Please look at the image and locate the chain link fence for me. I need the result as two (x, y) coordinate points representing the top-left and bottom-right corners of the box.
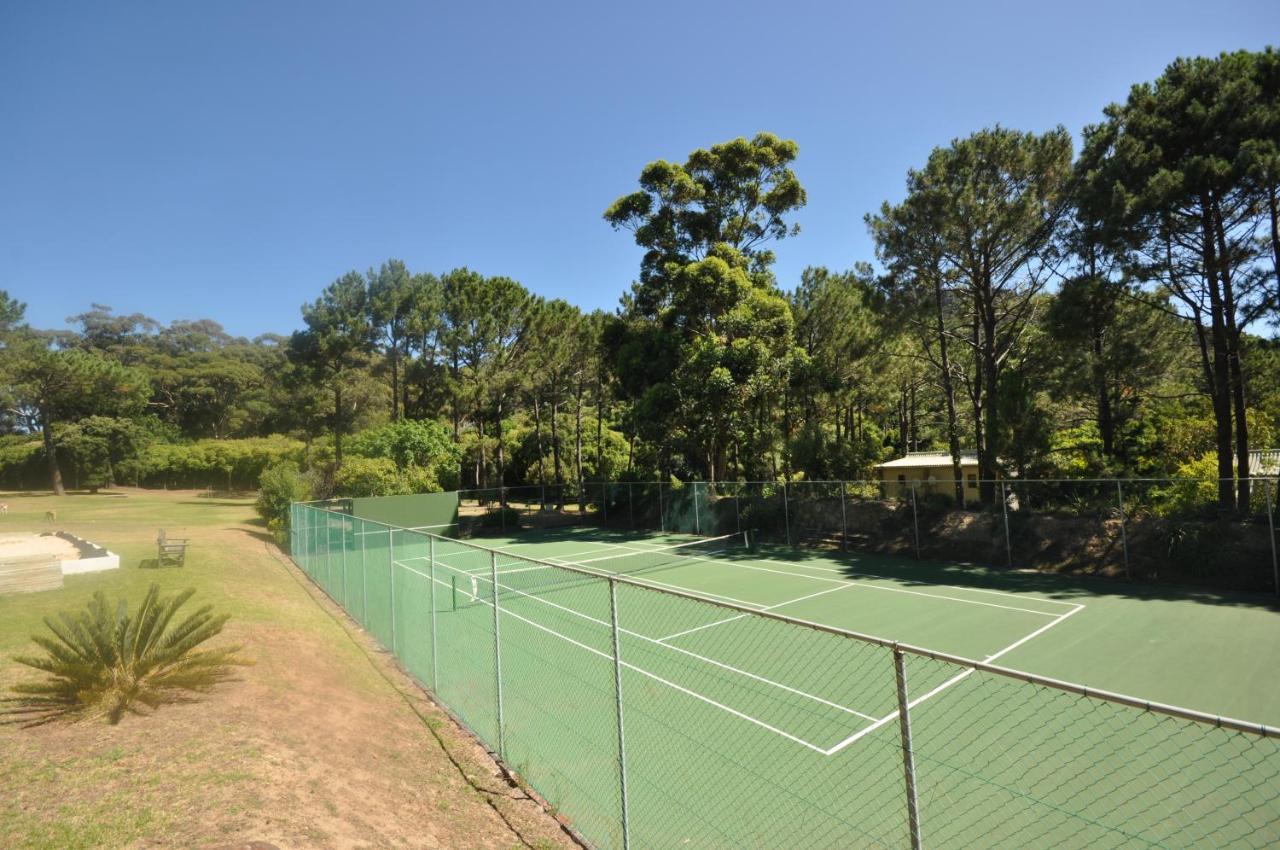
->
(458, 477), (1279, 594)
(290, 500), (1280, 849)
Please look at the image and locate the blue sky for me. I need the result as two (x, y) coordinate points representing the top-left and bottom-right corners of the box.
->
(2, 1), (1277, 338)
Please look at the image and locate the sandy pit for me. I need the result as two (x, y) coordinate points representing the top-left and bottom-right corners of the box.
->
(0, 533), (81, 562)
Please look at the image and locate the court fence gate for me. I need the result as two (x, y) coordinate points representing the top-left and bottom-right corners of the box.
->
(290, 499), (1279, 849)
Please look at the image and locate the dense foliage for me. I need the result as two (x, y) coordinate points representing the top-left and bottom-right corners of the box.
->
(1, 48), (1276, 516)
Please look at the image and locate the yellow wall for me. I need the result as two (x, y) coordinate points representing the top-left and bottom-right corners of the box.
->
(878, 465), (979, 498)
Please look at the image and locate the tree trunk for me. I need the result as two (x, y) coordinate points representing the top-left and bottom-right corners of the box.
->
(980, 298), (1000, 506)
(41, 405), (65, 496)
(333, 382), (344, 465)
(1268, 181), (1280, 313)
(933, 277), (965, 504)
(533, 396), (546, 487)
(476, 412), (485, 491)
(495, 398), (506, 506)
(1213, 200), (1251, 512)
(551, 396), (564, 509)
(390, 332), (400, 421)
(595, 374), (604, 478)
(574, 382), (584, 513)
(1200, 196), (1235, 511)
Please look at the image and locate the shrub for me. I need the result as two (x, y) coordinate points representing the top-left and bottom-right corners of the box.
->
(256, 460), (316, 539)
(332, 456), (406, 497)
(479, 506), (521, 530)
(2, 585), (247, 726)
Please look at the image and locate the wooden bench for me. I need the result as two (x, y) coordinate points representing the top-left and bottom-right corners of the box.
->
(157, 529), (188, 567)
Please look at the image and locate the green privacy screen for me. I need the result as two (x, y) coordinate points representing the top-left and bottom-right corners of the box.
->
(351, 491), (459, 530)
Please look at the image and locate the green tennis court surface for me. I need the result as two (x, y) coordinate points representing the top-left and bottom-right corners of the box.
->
(295, 507), (1280, 848)
(474, 525), (1280, 723)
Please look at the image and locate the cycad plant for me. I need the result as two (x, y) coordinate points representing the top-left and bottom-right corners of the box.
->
(2, 584), (248, 726)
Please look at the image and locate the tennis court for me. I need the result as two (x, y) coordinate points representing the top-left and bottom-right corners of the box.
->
(292, 504), (1280, 849)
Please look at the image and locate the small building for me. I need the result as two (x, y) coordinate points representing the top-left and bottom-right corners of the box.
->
(875, 451), (981, 501)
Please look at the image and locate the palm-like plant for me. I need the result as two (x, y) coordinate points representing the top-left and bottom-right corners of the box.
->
(2, 584), (248, 726)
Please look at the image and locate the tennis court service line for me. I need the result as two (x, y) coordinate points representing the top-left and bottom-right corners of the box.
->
(448, 560), (880, 724)
(563, 537), (1074, 617)
(820, 602), (1085, 756)
(655, 583), (856, 643)
(392, 557), (882, 746)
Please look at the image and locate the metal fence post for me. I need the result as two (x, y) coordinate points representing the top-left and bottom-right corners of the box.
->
(693, 484), (701, 536)
(490, 550), (506, 760)
(500, 487), (507, 532)
(910, 484), (920, 560)
(341, 515), (349, 605)
(1116, 480), (1131, 581)
(326, 514), (333, 591)
(1000, 480), (1012, 568)
(783, 482), (791, 547)
(608, 577), (631, 850)
(840, 481), (849, 551)
(1266, 479), (1278, 597)
(360, 519), (368, 624)
(429, 535), (438, 689)
(893, 647), (924, 850)
(389, 528), (397, 656)
(658, 482), (665, 533)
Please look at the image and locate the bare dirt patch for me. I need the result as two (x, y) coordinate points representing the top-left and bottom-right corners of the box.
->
(0, 491), (581, 850)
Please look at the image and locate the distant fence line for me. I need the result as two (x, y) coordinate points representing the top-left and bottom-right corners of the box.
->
(454, 476), (1280, 595)
(289, 499), (1280, 849)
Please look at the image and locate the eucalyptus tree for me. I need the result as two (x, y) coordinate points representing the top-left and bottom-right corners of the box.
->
(289, 271), (376, 464)
(604, 133), (807, 481)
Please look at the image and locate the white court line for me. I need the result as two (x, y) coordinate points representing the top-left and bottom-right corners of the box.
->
(580, 539), (1071, 616)
(392, 559), (868, 751)
(398, 557), (878, 726)
(821, 603), (1086, 755)
(751, 555), (1081, 609)
(656, 583), (855, 643)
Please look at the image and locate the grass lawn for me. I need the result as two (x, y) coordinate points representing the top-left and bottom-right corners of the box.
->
(0, 488), (577, 850)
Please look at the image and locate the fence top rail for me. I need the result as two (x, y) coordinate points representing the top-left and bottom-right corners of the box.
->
(295, 500), (1279, 739)
(457, 476), (1280, 491)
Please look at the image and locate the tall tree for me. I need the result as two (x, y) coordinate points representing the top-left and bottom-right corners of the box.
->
(289, 272), (375, 464)
(872, 127), (1074, 502)
(367, 259), (415, 421)
(7, 338), (149, 494)
(1085, 51), (1274, 510)
(604, 133), (807, 481)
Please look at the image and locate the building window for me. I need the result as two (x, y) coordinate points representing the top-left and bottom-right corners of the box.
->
(966, 474), (977, 489)
(898, 474), (906, 484)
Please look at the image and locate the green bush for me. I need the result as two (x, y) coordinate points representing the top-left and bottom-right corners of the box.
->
(332, 456), (407, 497)
(138, 435), (307, 490)
(256, 460), (316, 540)
(2, 585), (247, 726)
(479, 506), (521, 530)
